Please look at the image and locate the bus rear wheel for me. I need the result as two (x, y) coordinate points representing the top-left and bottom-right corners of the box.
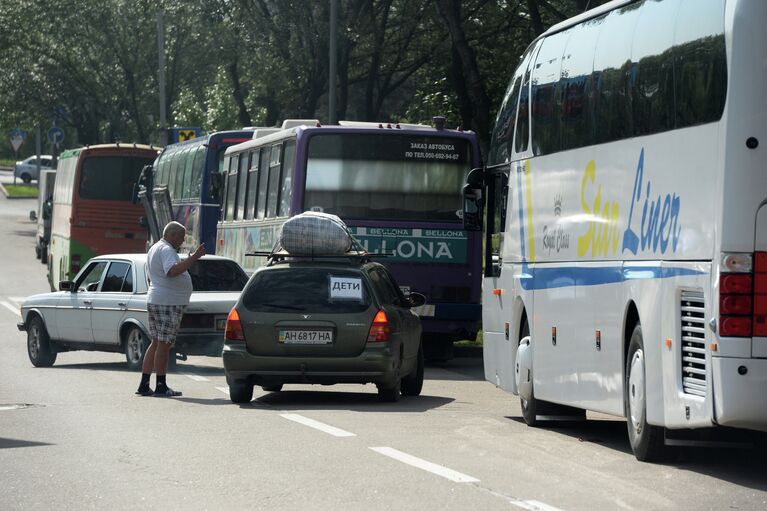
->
(625, 324), (666, 461)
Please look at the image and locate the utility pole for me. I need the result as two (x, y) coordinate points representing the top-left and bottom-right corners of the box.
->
(328, 0), (338, 125)
(157, 11), (168, 147)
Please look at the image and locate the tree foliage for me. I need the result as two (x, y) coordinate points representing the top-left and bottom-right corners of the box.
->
(0, 0), (609, 159)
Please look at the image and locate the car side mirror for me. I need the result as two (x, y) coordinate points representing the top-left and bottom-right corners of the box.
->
(408, 292), (427, 308)
(59, 280), (74, 291)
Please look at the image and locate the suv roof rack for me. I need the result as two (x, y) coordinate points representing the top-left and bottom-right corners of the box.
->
(246, 249), (389, 266)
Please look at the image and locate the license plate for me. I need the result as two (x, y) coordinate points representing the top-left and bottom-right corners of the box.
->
(216, 319), (226, 331)
(279, 329), (333, 344)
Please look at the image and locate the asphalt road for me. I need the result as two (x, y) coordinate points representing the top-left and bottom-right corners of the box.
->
(1, 170), (766, 511)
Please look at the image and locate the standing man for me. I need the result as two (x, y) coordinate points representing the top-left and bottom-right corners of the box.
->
(136, 221), (205, 397)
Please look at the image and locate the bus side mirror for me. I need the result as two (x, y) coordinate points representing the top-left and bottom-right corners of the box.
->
(462, 167), (484, 231)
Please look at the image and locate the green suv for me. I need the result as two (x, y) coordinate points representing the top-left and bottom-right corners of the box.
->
(223, 255), (425, 403)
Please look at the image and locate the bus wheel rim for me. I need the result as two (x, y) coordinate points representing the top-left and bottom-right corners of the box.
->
(628, 349), (646, 434)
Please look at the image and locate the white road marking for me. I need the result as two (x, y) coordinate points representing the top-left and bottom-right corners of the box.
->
(369, 446), (479, 483)
(182, 374), (209, 382)
(0, 301), (19, 317)
(280, 413), (356, 437)
(216, 386), (230, 395)
(515, 500), (566, 511)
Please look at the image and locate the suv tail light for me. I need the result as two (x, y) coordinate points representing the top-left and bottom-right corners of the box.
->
(225, 307), (245, 341)
(367, 310), (390, 343)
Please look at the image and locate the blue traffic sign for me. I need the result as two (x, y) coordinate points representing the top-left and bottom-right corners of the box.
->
(48, 127), (65, 145)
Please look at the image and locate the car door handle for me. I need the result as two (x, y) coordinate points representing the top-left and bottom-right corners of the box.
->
(118, 302), (127, 307)
(82, 300), (93, 306)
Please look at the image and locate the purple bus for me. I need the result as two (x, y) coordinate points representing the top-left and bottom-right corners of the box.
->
(216, 119), (481, 359)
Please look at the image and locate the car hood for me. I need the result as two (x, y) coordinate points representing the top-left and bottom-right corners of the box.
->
(186, 292), (240, 314)
(22, 291), (70, 306)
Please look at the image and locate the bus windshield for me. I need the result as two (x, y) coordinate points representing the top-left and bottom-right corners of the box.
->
(80, 155), (155, 201)
(305, 133), (470, 222)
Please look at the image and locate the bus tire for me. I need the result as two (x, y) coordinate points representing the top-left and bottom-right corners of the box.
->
(123, 326), (148, 371)
(625, 324), (666, 462)
(230, 382), (253, 404)
(27, 316), (57, 367)
(401, 342), (424, 396)
(40, 243), (48, 264)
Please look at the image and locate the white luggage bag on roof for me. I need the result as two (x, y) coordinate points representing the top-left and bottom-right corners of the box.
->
(278, 211), (353, 255)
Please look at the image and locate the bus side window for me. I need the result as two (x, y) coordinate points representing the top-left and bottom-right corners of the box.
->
(489, 75), (521, 165)
(673, 0), (726, 127)
(279, 140), (295, 217)
(266, 145), (282, 218)
(593, 5), (640, 145)
(531, 29), (569, 156)
(559, 15), (604, 151)
(256, 148), (270, 219)
(182, 147), (195, 200)
(245, 149), (258, 220)
(236, 151), (250, 220)
(190, 145), (204, 200)
(225, 154), (238, 221)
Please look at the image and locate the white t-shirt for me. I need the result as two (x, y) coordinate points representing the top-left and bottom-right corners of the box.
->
(146, 239), (194, 305)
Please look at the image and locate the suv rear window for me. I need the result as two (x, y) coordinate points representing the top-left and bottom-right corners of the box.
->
(189, 260), (249, 292)
(242, 267), (371, 313)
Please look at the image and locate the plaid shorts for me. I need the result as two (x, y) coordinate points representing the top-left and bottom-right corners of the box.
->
(147, 304), (187, 344)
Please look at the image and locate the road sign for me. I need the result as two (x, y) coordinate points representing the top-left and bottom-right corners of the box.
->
(48, 127), (65, 146)
(169, 127), (202, 144)
(9, 128), (27, 152)
(178, 129), (196, 142)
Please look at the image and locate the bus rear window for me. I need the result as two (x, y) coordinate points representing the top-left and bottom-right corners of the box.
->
(305, 134), (471, 222)
(79, 155), (155, 201)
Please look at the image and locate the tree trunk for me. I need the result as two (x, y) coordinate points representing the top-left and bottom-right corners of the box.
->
(527, 0), (545, 36)
(227, 60), (252, 127)
(435, 0), (492, 161)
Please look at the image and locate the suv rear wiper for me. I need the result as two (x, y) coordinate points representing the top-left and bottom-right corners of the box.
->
(260, 303), (307, 311)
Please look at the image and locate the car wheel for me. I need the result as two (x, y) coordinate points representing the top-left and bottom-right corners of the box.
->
(27, 316), (57, 367)
(261, 384), (283, 392)
(230, 382), (254, 404)
(21, 173), (32, 184)
(401, 343), (424, 397)
(625, 324), (666, 461)
(40, 244), (48, 265)
(124, 326), (149, 371)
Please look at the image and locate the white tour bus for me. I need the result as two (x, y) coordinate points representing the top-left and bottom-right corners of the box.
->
(463, 0), (767, 461)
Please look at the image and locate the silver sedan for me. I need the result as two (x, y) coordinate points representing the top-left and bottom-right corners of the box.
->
(18, 253), (247, 370)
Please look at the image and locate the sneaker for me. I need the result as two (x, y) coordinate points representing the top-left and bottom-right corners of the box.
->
(135, 385), (154, 396)
(153, 386), (182, 397)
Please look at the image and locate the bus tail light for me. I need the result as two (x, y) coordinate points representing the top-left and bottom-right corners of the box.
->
(225, 307), (245, 341)
(718, 252), (766, 338)
(367, 310), (390, 343)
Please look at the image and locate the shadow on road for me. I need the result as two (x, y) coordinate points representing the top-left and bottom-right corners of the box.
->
(507, 415), (767, 490)
(0, 437), (54, 449)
